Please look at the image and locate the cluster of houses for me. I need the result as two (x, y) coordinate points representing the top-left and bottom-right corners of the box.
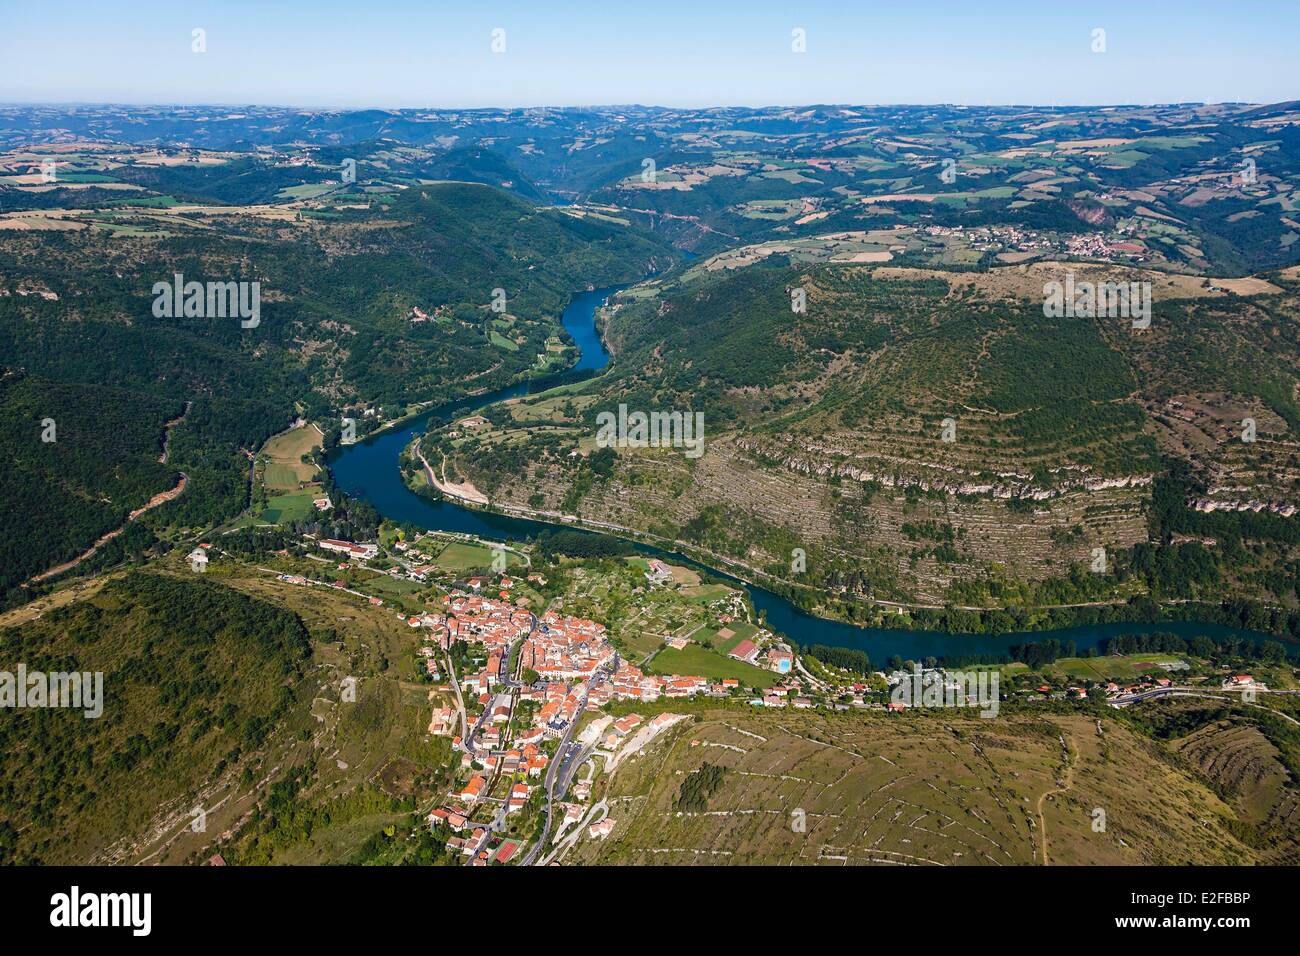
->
(427, 812), (521, 866)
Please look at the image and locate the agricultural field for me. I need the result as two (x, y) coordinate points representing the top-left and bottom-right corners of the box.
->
(260, 424), (324, 491)
(251, 423), (326, 525)
(430, 540), (524, 573)
(646, 643), (776, 688)
(549, 559), (751, 663)
(1042, 653), (1195, 683)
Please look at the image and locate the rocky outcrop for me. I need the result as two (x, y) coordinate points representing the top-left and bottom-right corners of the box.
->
(735, 436), (1154, 503)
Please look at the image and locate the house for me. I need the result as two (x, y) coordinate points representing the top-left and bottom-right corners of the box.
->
(428, 706), (454, 735)
(459, 775), (487, 803)
(187, 548), (208, 572)
(462, 827), (489, 857)
(613, 714), (643, 735)
(767, 649), (793, 674)
(318, 538), (378, 560)
(728, 639), (759, 663)
(507, 783), (530, 813)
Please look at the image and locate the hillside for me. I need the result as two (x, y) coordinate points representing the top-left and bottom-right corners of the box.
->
(0, 572), (312, 864)
(441, 257), (1300, 630)
(564, 706), (1295, 866)
(0, 372), (185, 594)
(0, 171), (674, 604)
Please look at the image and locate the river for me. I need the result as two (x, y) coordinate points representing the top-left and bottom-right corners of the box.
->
(328, 285), (1277, 663)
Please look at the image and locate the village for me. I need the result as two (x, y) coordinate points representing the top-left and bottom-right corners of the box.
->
(185, 525), (1294, 866)
(259, 530), (806, 865)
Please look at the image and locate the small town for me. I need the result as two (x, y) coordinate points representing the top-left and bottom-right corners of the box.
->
(189, 525), (1287, 867)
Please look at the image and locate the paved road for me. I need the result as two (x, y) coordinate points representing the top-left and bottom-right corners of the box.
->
(521, 668), (607, 866)
(1113, 685), (1300, 706)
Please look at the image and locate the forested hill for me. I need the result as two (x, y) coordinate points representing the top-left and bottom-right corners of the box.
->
(99, 144), (549, 206)
(0, 180), (674, 604)
(0, 572), (312, 864)
(449, 255), (1300, 622)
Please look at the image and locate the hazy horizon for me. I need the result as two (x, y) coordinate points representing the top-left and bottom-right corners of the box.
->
(0, 99), (1285, 111)
(1, 0), (1295, 109)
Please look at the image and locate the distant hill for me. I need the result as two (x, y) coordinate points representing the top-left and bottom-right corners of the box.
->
(417, 146), (548, 202)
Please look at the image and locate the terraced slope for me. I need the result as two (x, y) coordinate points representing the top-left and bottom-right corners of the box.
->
(564, 710), (1263, 866)
(443, 260), (1300, 621)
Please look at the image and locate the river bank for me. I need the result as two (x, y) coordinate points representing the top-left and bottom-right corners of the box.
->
(328, 283), (1286, 662)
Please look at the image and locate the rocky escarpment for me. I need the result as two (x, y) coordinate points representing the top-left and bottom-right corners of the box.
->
(735, 435), (1154, 503)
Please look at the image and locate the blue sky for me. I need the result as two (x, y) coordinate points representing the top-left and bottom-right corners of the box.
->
(0, 0), (1294, 108)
